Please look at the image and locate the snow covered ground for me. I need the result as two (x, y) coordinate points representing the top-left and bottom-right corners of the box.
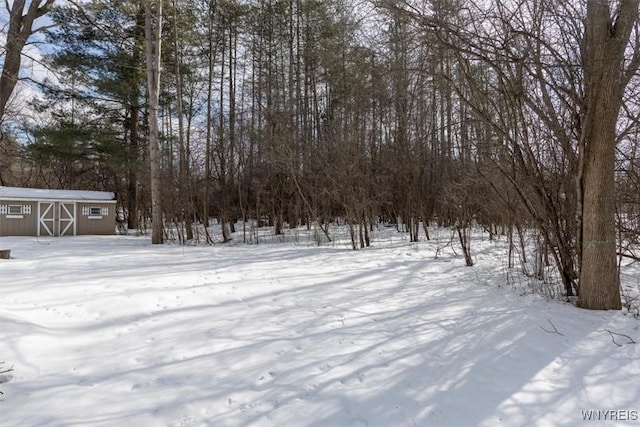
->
(1, 226), (639, 426)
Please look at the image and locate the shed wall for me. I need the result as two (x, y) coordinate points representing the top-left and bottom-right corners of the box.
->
(77, 202), (116, 235)
(0, 200), (38, 236)
(0, 199), (116, 237)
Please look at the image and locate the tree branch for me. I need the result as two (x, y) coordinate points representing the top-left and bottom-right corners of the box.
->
(599, 329), (637, 346)
(541, 319), (564, 336)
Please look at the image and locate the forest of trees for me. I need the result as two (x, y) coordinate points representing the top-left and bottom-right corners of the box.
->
(1, 0), (639, 310)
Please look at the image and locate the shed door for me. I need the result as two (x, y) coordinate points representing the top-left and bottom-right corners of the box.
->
(58, 202), (76, 236)
(39, 202), (76, 237)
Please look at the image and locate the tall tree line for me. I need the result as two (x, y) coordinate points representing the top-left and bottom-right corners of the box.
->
(2, 0), (639, 310)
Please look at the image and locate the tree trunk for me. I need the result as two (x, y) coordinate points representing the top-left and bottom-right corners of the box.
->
(127, 5), (145, 231)
(578, 0), (638, 310)
(203, 0), (218, 236)
(127, 105), (139, 230)
(0, 0), (55, 123)
(144, 0), (164, 244)
(172, 0), (193, 241)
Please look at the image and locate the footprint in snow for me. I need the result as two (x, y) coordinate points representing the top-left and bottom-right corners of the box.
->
(78, 377), (98, 387)
(131, 382), (150, 391)
(317, 363), (332, 373)
(339, 372), (365, 385)
(257, 371), (277, 383)
(131, 378), (167, 391)
(304, 383), (319, 396)
(170, 417), (199, 427)
(0, 373), (14, 386)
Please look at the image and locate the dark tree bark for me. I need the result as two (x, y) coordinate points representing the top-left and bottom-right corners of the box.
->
(578, 0), (639, 310)
(127, 5), (146, 231)
(0, 0), (55, 123)
(143, 0), (164, 244)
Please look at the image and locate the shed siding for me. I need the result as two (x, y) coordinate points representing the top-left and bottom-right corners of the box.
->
(0, 197), (116, 237)
(77, 202), (116, 235)
(0, 200), (38, 236)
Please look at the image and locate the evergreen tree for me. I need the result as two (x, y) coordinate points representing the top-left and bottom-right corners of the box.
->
(36, 0), (146, 227)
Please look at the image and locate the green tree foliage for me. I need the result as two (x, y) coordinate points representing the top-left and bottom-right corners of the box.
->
(35, 0), (146, 225)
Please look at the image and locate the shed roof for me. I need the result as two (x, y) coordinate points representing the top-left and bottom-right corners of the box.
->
(0, 186), (115, 201)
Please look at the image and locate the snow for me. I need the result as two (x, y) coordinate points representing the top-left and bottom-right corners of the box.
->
(0, 186), (116, 201)
(1, 227), (639, 427)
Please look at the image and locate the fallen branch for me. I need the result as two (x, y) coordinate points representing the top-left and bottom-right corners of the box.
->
(0, 362), (13, 376)
(540, 319), (564, 336)
(0, 362), (14, 395)
(599, 329), (637, 347)
(435, 230), (458, 258)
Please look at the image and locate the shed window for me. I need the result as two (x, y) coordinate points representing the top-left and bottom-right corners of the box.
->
(82, 206), (109, 216)
(83, 206), (109, 219)
(8, 205), (23, 215)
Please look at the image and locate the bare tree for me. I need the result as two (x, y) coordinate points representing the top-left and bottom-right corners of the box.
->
(170, 0), (194, 241)
(143, 0), (164, 244)
(0, 0), (55, 123)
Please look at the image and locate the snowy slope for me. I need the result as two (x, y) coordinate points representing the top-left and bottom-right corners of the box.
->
(1, 229), (639, 427)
